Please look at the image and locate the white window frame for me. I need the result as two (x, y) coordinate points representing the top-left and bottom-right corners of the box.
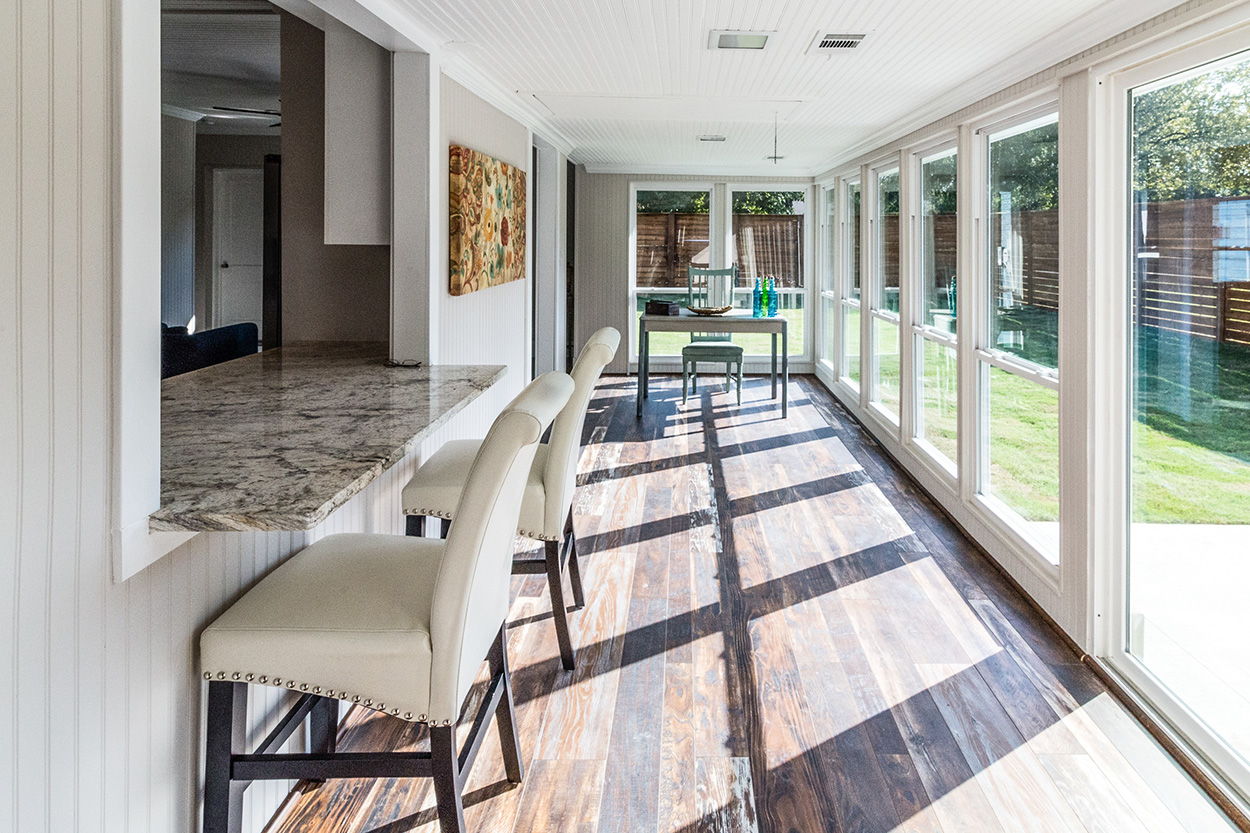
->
(626, 181), (717, 368)
(816, 178), (838, 377)
(866, 155), (905, 432)
(906, 137), (960, 484)
(967, 100), (1064, 573)
(840, 174), (864, 395)
(726, 182), (816, 365)
(1093, 21), (1250, 805)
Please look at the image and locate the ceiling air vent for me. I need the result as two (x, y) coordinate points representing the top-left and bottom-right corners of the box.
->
(809, 32), (866, 53)
(708, 30), (773, 50)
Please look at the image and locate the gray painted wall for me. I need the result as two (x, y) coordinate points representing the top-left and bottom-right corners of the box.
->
(161, 114), (196, 327)
(279, 11), (390, 342)
(194, 133), (281, 330)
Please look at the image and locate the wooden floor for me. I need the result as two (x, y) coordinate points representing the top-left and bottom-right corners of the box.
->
(268, 375), (1236, 833)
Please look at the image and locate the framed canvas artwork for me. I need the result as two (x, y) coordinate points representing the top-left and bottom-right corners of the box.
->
(449, 144), (527, 296)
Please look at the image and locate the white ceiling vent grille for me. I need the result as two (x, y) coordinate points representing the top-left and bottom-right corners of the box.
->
(808, 32), (866, 53)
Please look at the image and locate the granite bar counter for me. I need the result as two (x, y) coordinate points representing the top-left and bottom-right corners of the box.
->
(150, 342), (506, 533)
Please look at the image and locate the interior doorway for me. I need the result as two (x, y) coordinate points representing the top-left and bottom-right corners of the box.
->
(212, 168), (266, 338)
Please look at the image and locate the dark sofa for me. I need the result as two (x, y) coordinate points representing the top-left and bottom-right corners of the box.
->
(161, 322), (259, 379)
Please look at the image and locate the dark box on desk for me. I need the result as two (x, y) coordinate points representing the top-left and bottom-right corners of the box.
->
(646, 300), (680, 316)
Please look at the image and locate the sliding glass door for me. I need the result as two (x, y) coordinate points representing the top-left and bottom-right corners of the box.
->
(1126, 48), (1250, 786)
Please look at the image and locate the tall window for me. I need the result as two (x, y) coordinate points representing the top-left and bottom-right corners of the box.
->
(731, 190), (806, 356)
(843, 181), (863, 388)
(914, 148), (958, 472)
(821, 186), (837, 370)
(632, 188), (711, 356)
(1127, 51), (1250, 777)
(980, 115), (1060, 558)
(871, 167), (901, 421)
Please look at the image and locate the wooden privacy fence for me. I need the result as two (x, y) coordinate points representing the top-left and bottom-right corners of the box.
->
(920, 198), (1250, 347)
(636, 213), (804, 289)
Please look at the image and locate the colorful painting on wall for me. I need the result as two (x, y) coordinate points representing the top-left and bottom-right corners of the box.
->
(449, 144), (527, 296)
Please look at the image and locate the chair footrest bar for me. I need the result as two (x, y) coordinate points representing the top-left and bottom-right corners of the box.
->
(511, 558), (547, 575)
(233, 751), (433, 781)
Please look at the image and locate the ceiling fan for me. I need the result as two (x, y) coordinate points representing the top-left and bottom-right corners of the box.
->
(210, 105), (280, 128)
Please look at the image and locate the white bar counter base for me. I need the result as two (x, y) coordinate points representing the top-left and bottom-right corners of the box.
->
(150, 342), (506, 533)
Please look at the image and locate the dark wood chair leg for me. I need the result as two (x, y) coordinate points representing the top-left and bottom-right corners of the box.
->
(546, 539), (576, 671)
(203, 681), (248, 833)
(564, 510), (585, 610)
(405, 515), (425, 537)
(440, 518), (452, 539)
(429, 725), (467, 833)
(308, 695), (338, 754)
(488, 628), (524, 784)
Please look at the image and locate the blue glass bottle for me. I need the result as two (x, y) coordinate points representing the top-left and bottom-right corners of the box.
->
(753, 278), (763, 318)
(768, 278), (778, 317)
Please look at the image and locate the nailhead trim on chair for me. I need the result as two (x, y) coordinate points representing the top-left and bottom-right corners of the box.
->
(200, 671), (444, 723)
(405, 509), (454, 519)
(518, 528), (562, 543)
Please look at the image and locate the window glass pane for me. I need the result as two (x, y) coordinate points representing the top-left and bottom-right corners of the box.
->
(849, 183), (862, 302)
(875, 317), (900, 419)
(824, 187), (836, 293)
(1129, 53), (1250, 770)
(985, 364), (1059, 556)
(731, 190), (805, 356)
(988, 117), (1058, 370)
(635, 190), (710, 289)
(822, 296), (837, 364)
(921, 150), (958, 334)
(843, 305), (860, 387)
(918, 337), (958, 470)
(877, 169), (900, 313)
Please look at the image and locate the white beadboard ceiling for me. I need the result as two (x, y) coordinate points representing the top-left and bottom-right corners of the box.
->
(398, 0), (1185, 174)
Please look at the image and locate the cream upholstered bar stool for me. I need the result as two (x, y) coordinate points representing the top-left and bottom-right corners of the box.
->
(402, 327), (620, 671)
(199, 372), (575, 833)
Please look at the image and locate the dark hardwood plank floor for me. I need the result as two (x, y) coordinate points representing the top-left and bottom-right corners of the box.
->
(267, 375), (1236, 833)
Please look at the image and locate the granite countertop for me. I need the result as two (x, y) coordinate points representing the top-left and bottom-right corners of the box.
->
(150, 342), (506, 533)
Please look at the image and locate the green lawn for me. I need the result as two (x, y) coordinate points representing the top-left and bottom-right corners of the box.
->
(876, 317), (1250, 525)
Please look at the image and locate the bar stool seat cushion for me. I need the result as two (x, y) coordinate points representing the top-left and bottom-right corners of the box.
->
(403, 441), (554, 542)
(201, 532), (448, 722)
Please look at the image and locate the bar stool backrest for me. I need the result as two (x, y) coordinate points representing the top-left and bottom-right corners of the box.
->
(429, 371), (573, 721)
(539, 328), (621, 537)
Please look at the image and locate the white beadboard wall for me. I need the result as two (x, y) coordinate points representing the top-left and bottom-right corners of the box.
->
(161, 114), (197, 328)
(573, 171), (813, 374)
(0, 5), (529, 833)
(429, 75), (533, 441)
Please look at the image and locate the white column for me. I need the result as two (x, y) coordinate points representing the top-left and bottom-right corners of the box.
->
(390, 50), (440, 364)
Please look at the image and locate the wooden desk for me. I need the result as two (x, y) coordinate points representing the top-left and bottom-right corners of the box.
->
(637, 310), (788, 418)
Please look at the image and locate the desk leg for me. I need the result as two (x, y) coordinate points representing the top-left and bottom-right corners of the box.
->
(771, 332), (778, 399)
(643, 329), (650, 399)
(782, 328), (789, 418)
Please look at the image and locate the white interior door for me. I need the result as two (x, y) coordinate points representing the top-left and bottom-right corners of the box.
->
(212, 168), (265, 339)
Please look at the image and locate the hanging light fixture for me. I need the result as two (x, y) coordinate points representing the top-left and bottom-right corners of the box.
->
(766, 112), (784, 163)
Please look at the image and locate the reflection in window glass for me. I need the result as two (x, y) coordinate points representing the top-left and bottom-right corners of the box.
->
(877, 169), (900, 313)
(824, 188), (837, 293)
(634, 190), (710, 356)
(918, 338), (958, 469)
(921, 150), (958, 334)
(1129, 53), (1250, 770)
(986, 365), (1059, 554)
(732, 190), (805, 356)
(849, 183), (862, 301)
(988, 117), (1059, 370)
(875, 318), (901, 419)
